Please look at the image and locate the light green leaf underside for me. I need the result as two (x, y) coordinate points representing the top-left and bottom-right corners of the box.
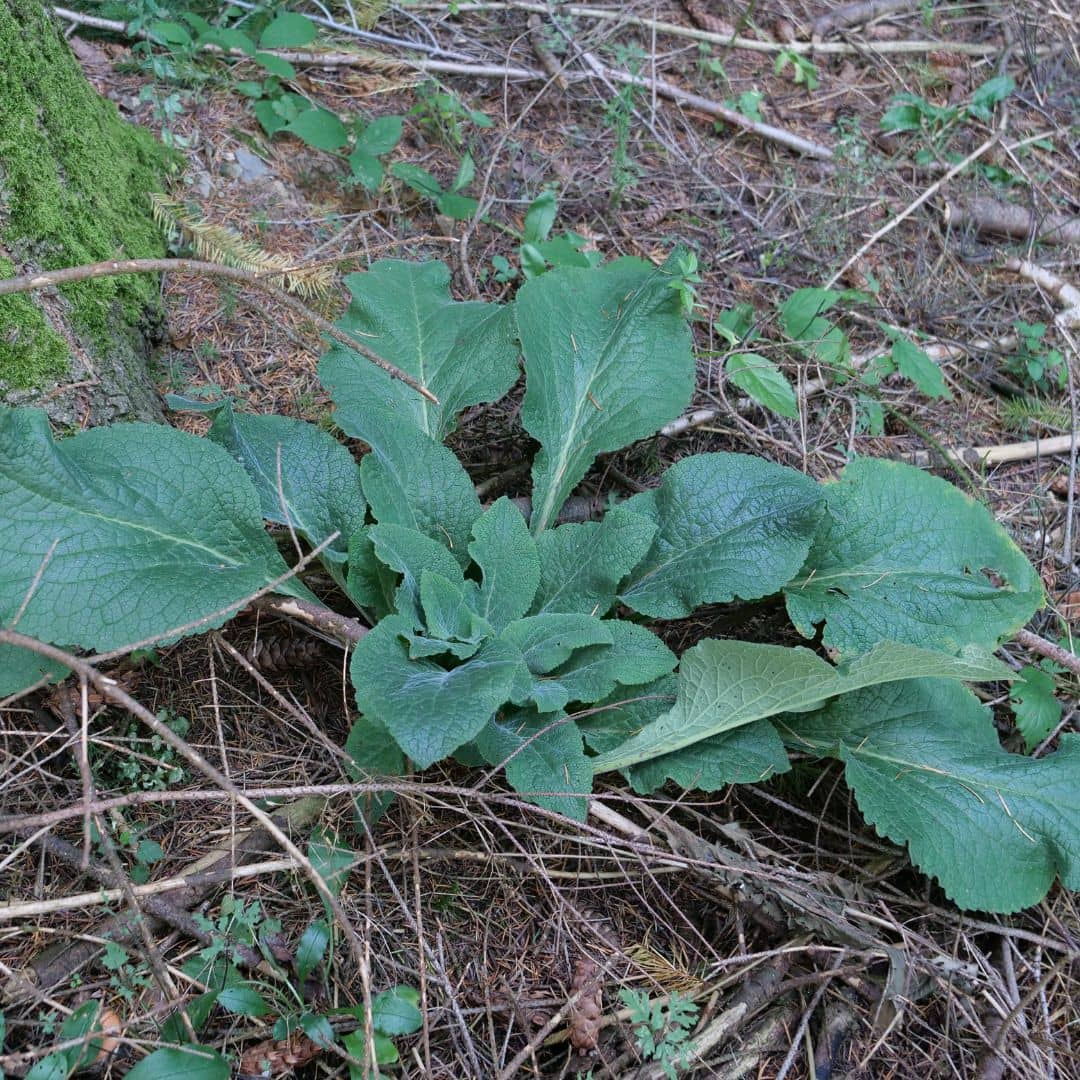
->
(619, 453), (823, 618)
(781, 678), (1080, 912)
(320, 259), (518, 441)
(592, 638), (1013, 775)
(206, 403), (365, 571)
(351, 615), (523, 768)
(517, 258), (695, 533)
(0, 409), (295, 690)
(531, 505), (656, 617)
(357, 424), (481, 566)
(476, 709), (590, 820)
(468, 497), (540, 632)
(784, 458), (1044, 658)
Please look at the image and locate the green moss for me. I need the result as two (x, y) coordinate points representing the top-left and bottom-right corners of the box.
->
(0, 0), (175, 390)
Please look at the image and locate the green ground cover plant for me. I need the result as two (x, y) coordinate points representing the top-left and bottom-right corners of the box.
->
(1, 252), (1072, 920)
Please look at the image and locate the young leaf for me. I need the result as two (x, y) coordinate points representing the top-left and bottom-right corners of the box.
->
(782, 678), (1080, 912)
(391, 162), (444, 199)
(260, 12), (317, 48)
(320, 260), (519, 442)
(348, 150), (383, 191)
(285, 108), (349, 151)
(547, 620), (677, 706)
(619, 453), (823, 619)
(451, 152), (475, 192)
(779, 287), (851, 368)
(517, 258), (695, 532)
(502, 613), (614, 711)
(1011, 665), (1061, 752)
(368, 522), (463, 625)
(307, 828), (354, 899)
(357, 115), (403, 156)
(217, 984), (272, 1018)
(523, 189), (558, 244)
(891, 337), (950, 399)
(124, 1046), (230, 1080)
(784, 458), (1044, 658)
(419, 571), (490, 652)
(371, 986), (423, 1036)
(476, 708), (591, 820)
(351, 615), (523, 767)
(468, 498), (540, 631)
(725, 353), (799, 418)
(0, 409), (300, 683)
(592, 638), (1013, 775)
(205, 403), (365, 573)
(357, 424), (482, 566)
(531, 505), (656, 617)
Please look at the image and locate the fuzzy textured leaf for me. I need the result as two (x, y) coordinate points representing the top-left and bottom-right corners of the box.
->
(320, 260), (518, 442)
(781, 678), (1080, 912)
(351, 615), (522, 768)
(368, 523), (462, 626)
(476, 709), (590, 819)
(205, 403), (365, 571)
(1011, 665), (1061, 752)
(531, 506), (656, 616)
(0, 409), (296, 689)
(358, 424), (481, 566)
(784, 458), (1044, 658)
(517, 258), (695, 532)
(468, 497), (540, 631)
(619, 453), (823, 618)
(592, 639), (1013, 775)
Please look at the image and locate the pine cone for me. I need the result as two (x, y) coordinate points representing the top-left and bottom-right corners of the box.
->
(238, 1030), (321, 1078)
(245, 635), (325, 675)
(568, 956), (603, 1053)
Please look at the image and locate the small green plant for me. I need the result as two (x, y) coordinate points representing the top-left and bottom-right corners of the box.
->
(392, 153), (479, 220)
(92, 709), (190, 792)
(409, 83), (493, 147)
(2, 251), (1071, 917)
(619, 989), (700, 1079)
(17, 1002), (115, 1080)
(602, 45), (647, 207)
(492, 190), (602, 282)
(665, 250), (703, 318)
(1005, 320), (1066, 393)
(774, 48), (819, 91)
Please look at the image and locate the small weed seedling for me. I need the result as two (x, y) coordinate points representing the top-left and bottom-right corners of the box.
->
(619, 989), (700, 1079)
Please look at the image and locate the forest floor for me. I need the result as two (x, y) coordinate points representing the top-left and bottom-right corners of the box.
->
(2, 1), (1079, 1077)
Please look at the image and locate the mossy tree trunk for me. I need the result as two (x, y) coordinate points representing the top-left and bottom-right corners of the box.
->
(0, 0), (174, 425)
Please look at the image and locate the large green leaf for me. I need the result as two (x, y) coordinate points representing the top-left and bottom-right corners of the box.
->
(358, 424), (481, 566)
(124, 1046), (230, 1080)
(0, 644), (68, 698)
(517, 258), (695, 532)
(468, 497), (540, 631)
(531, 505), (656, 616)
(345, 713), (405, 826)
(592, 639), (1013, 775)
(619, 453), (823, 618)
(0, 409), (298, 688)
(205, 403), (365, 574)
(351, 615), (522, 768)
(784, 458), (1044, 658)
(476, 708), (591, 820)
(781, 678), (1080, 912)
(320, 260), (518, 442)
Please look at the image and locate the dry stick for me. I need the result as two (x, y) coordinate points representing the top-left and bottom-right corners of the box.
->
(905, 433), (1080, 469)
(945, 198), (1080, 246)
(1015, 629), (1080, 679)
(825, 133), (1000, 288)
(249, 595), (368, 645)
(580, 50), (834, 160)
(1003, 257), (1080, 330)
(0, 258), (437, 404)
(423, 2), (1014, 56)
(812, 0), (917, 37)
(0, 631), (379, 1077)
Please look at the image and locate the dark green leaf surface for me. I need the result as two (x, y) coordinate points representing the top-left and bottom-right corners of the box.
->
(468, 498), (540, 631)
(517, 259), (694, 532)
(785, 458), (1044, 658)
(619, 453), (823, 618)
(782, 678), (1080, 912)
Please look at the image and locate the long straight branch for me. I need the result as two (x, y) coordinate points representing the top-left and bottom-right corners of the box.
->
(0, 258), (438, 404)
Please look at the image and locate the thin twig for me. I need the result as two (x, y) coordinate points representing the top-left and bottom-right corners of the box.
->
(0, 258), (438, 403)
(1015, 629), (1080, 679)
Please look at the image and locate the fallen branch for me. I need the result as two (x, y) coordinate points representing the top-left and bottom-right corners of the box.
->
(812, 0), (918, 37)
(0, 258), (437, 403)
(907, 433), (1078, 469)
(945, 198), (1080, 246)
(1003, 257), (1080, 330)
(1015, 628), (1080, 680)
